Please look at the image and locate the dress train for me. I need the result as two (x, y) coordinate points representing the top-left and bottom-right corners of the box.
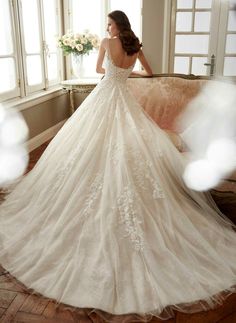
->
(0, 51), (236, 321)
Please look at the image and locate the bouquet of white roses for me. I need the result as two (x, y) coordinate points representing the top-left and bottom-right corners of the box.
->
(57, 30), (100, 56)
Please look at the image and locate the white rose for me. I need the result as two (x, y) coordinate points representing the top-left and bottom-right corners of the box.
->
(94, 34), (100, 41)
(63, 38), (71, 46)
(75, 33), (82, 40)
(87, 33), (94, 41)
(92, 38), (99, 48)
(81, 37), (88, 45)
(69, 39), (77, 49)
(76, 44), (83, 52)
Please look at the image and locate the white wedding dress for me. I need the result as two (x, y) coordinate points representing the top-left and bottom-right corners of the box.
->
(0, 50), (236, 321)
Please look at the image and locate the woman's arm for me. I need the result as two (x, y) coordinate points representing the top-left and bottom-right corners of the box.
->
(96, 38), (107, 74)
(130, 49), (153, 77)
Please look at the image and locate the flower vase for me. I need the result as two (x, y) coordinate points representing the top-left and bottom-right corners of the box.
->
(72, 55), (85, 78)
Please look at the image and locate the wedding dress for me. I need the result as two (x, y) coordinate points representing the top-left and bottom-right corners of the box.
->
(0, 49), (236, 322)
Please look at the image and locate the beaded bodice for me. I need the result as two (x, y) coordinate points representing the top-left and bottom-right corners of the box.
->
(103, 52), (134, 83)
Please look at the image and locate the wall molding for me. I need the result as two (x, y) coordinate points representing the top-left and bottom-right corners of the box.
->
(27, 119), (67, 152)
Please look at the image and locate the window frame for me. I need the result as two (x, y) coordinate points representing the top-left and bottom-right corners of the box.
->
(18, 0), (46, 94)
(0, 0), (64, 103)
(169, 0), (213, 75)
(0, 0), (21, 101)
(169, 0), (236, 79)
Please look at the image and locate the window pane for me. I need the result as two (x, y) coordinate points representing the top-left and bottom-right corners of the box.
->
(81, 52), (98, 77)
(71, 0), (103, 77)
(26, 55), (42, 85)
(21, 0), (40, 53)
(192, 57), (208, 75)
(72, 0), (103, 38)
(176, 12), (192, 32)
(194, 12), (211, 32)
(0, 58), (16, 93)
(47, 54), (58, 81)
(174, 56), (189, 74)
(43, 0), (58, 51)
(110, 0), (142, 37)
(177, 0), (193, 9)
(0, 0), (14, 55)
(195, 0), (212, 9)
(224, 57), (236, 76)
(228, 11), (236, 31)
(175, 35), (209, 54)
(225, 34), (236, 54)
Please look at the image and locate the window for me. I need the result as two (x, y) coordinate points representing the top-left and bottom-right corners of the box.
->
(0, 0), (20, 101)
(171, 0), (212, 75)
(170, 0), (236, 79)
(1, 1), (142, 101)
(0, 0), (62, 102)
(66, 0), (142, 78)
(109, 0), (142, 37)
(223, 1), (236, 76)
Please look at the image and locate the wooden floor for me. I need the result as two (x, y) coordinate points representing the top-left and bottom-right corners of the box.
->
(0, 141), (236, 323)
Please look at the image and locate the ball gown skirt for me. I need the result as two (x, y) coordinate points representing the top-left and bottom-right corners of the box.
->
(0, 53), (236, 321)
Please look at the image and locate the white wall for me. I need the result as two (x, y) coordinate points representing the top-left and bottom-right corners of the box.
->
(142, 0), (171, 74)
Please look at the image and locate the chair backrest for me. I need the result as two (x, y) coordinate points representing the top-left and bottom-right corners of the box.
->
(127, 76), (207, 133)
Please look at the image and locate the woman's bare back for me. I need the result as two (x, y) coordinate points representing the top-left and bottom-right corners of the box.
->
(106, 38), (138, 69)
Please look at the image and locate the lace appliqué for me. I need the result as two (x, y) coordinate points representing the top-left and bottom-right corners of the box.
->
(52, 148), (80, 192)
(151, 178), (165, 199)
(104, 53), (134, 83)
(117, 186), (145, 252)
(82, 173), (103, 217)
(128, 149), (165, 199)
(108, 143), (123, 165)
(156, 148), (163, 157)
(106, 141), (165, 199)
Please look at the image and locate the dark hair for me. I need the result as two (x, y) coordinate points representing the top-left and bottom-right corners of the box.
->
(108, 10), (142, 56)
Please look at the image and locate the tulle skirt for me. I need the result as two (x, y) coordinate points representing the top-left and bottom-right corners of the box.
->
(0, 79), (236, 321)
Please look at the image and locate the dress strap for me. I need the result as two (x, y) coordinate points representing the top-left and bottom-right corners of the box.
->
(106, 38), (116, 66)
(106, 38), (112, 60)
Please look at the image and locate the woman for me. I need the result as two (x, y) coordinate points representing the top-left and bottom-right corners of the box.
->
(0, 10), (236, 322)
(96, 11), (152, 77)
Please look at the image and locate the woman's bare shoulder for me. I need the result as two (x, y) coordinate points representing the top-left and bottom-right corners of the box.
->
(100, 37), (109, 49)
(110, 37), (122, 45)
(109, 37), (123, 51)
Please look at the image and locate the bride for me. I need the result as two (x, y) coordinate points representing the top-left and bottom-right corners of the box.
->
(0, 10), (236, 321)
